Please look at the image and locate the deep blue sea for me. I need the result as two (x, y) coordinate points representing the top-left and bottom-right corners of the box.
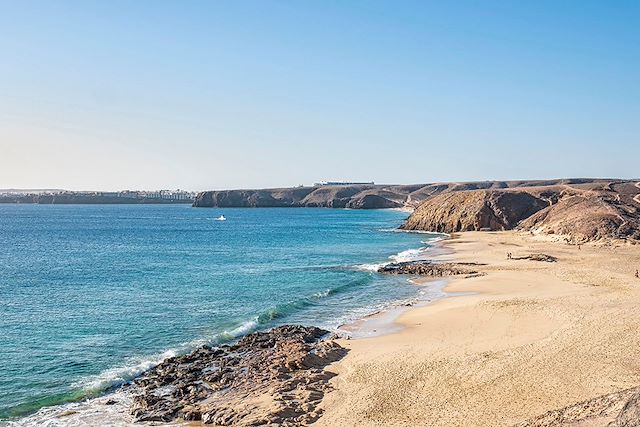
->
(0, 204), (442, 424)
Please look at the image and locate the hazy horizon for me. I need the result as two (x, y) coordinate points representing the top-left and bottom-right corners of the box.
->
(1, 1), (639, 191)
(2, 175), (640, 194)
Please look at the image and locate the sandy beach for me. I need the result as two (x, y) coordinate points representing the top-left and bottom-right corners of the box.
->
(317, 231), (640, 426)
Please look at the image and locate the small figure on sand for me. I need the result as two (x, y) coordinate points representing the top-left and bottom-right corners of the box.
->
(578, 245), (581, 250)
(507, 252), (512, 260)
(635, 269), (639, 279)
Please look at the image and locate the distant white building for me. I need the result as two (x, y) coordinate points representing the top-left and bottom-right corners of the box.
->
(313, 181), (375, 186)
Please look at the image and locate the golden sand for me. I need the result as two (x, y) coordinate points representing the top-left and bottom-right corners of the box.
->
(317, 231), (640, 426)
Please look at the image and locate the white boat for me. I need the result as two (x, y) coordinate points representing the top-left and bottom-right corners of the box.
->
(216, 215), (226, 221)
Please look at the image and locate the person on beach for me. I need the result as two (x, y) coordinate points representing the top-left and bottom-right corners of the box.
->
(635, 269), (639, 279)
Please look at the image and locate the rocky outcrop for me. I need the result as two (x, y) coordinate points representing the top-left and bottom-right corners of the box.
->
(514, 386), (640, 427)
(128, 325), (346, 426)
(378, 261), (483, 277)
(299, 185), (375, 208)
(614, 388), (640, 426)
(400, 180), (640, 243)
(511, 254), (557, 262)
(192, 187), (315, 208)
(519, 190), (640, 243)
(346, 194), (402, 209)
(401, 190), (549, 233)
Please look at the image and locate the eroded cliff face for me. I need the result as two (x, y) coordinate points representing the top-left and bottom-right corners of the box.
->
(520, 191), (640, 243)
(402, 181), (640, 243)
(401, 190), (549, 233)
(192, 185), (406, 209)
(192, 179), (617, 210)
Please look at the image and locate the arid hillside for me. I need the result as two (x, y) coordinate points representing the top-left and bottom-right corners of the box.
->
(193, 179), (617, 209)
(402, 180), (640, 243)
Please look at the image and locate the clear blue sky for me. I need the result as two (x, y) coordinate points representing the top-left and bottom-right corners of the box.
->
(1, 0), (638, 190)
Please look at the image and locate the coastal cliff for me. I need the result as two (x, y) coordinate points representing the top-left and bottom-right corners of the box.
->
(193, 179), (640, 242)
(401, 190), (549, 233)
(192, 179), (615, 210)
(519, 185), (640, 243)
(401, 180), (640, 243)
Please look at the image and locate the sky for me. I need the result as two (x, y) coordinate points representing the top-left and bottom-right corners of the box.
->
(0, 0), (638, 191)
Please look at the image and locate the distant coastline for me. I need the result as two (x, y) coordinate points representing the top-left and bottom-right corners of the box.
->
(194, 178), (640, 244)
(0, 190), (196, 205)
(191, 178), (621, 209)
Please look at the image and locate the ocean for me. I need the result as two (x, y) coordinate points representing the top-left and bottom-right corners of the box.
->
(0, 204), (444, 425)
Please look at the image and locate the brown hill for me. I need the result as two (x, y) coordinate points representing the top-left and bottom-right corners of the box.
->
(193, 179), (640, 242)
(402, 180), (640, 243)
(401, 190), (549, 233)
(192, 179), (617, 209)
(520, 185), (640, 243)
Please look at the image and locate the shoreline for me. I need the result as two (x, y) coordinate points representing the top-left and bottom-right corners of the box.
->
(341, 237), (452, 340)
(317, 231), (640, 426)
(337, 277), (449, 339)
(4, 228), (447, 426)
(11, 229), (640, 426)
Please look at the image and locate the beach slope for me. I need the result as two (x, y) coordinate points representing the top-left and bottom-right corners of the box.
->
(317, 231), (640, 426)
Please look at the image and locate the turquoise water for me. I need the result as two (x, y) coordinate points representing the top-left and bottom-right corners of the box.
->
(0, 205), (441, 421)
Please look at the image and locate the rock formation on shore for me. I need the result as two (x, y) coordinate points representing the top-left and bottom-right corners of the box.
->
(378, 260), (483, 277)
(515, 386), (640, 427)
(127, 325), (346, 426)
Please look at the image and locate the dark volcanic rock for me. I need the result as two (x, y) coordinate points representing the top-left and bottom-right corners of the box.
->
(128, 325), (347, 426)
(378, 260), (482, 277)
(511, 254), (558, 262)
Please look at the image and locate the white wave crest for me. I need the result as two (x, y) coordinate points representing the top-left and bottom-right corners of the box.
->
(70, 318), (259, 399)
(3, 389), (181, 427)
(222, 320), (258, 338)
(353, 263), (387, 272)
(72, 349), (177, 394)
(388, 248), (426, 263)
